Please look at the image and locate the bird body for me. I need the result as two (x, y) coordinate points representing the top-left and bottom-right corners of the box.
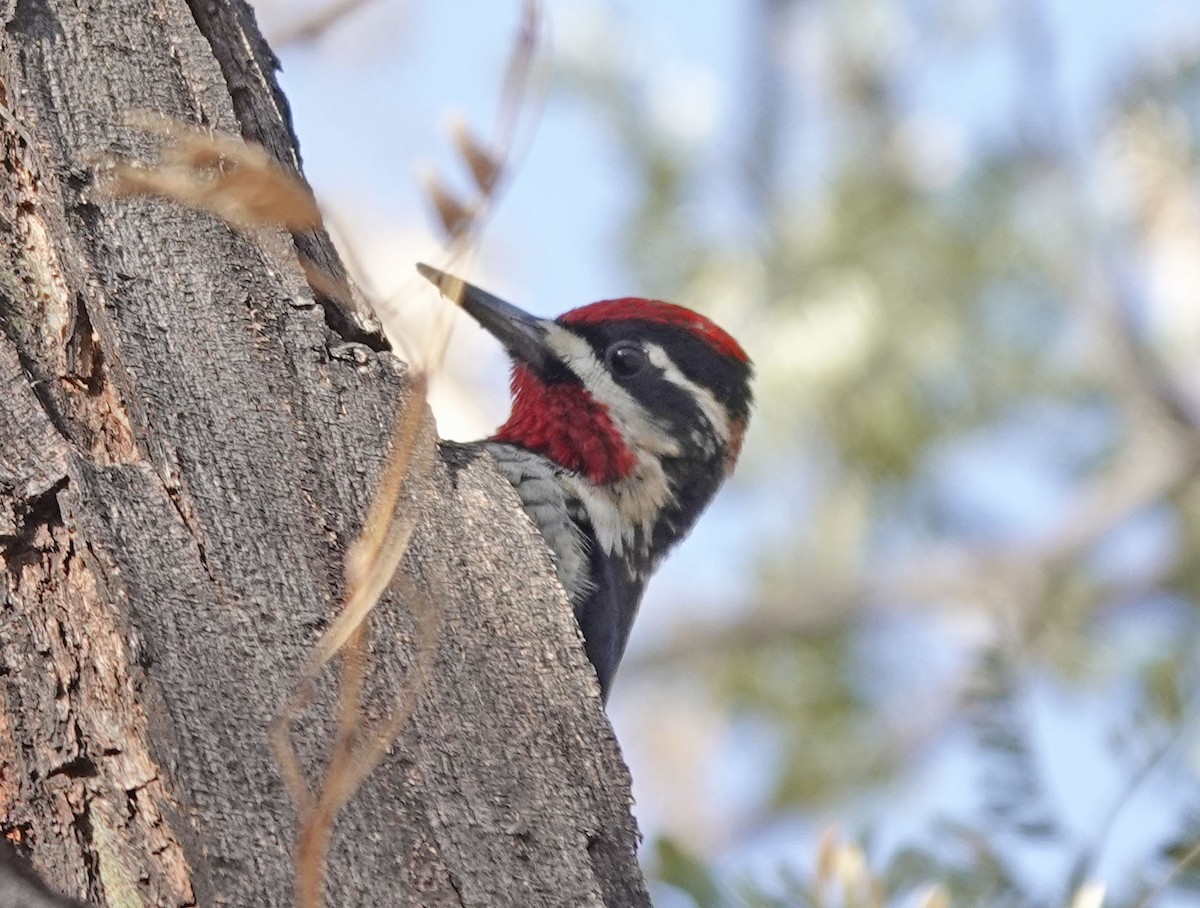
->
(420, 265), (752, 700)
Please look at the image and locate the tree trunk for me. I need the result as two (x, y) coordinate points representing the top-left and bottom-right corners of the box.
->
(0, 1), (649, 905)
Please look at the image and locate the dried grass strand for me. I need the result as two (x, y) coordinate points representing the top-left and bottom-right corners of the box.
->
(101, 115), (321, 231)
(282, 5), (544, 906)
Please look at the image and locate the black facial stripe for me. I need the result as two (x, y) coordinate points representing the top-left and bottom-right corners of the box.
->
(623, 365), (700, 424)
(527, 356), (578, 386)
(569, 320), (753, 421)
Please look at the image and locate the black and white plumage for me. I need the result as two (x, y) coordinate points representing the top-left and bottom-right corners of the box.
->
(420, 264), (753, 701)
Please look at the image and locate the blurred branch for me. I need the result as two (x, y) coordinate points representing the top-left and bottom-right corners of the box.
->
(626, 424), (1200, 674)
(271, 0), (387, 47)
(1071, 240), (1200, 437)
(1008, 0), (1200, 438)
(1069, 714), (1193, 892)
(1010, 0), (1064, 152)
(742, 0), (795, 217)
(1136, 837), (1200, 908)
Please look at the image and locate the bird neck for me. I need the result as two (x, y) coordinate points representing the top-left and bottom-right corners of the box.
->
(557, 441), (725, 583)
(492, 366), (638, 485)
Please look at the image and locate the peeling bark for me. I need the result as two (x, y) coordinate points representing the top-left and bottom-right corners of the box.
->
(0, 1), (649, 906)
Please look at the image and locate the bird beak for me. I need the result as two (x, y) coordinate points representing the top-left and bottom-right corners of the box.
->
(417, 263), (553, 373)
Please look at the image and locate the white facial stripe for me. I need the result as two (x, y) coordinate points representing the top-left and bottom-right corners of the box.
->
(644, 343), (731, 442)
(543, 324), (681, 458)
(541, 324), (678, 561)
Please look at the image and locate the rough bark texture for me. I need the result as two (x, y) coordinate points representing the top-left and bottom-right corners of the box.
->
(0, 1), (650, 905)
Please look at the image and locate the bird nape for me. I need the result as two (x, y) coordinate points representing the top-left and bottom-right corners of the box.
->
(419, 263), (753, 703)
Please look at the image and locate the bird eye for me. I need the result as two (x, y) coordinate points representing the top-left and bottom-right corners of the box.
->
(606, 343), (648, 378)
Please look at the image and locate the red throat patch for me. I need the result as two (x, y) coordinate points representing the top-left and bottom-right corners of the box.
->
(492, 366), (638, 485)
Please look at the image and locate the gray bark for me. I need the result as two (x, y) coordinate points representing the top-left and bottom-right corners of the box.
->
(0, 1), (649, 905)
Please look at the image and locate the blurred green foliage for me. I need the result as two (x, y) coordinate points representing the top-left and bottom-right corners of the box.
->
(558, 0), (1200, 904)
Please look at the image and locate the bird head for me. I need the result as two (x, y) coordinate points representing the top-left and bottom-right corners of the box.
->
(419, 263), (753, 565)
